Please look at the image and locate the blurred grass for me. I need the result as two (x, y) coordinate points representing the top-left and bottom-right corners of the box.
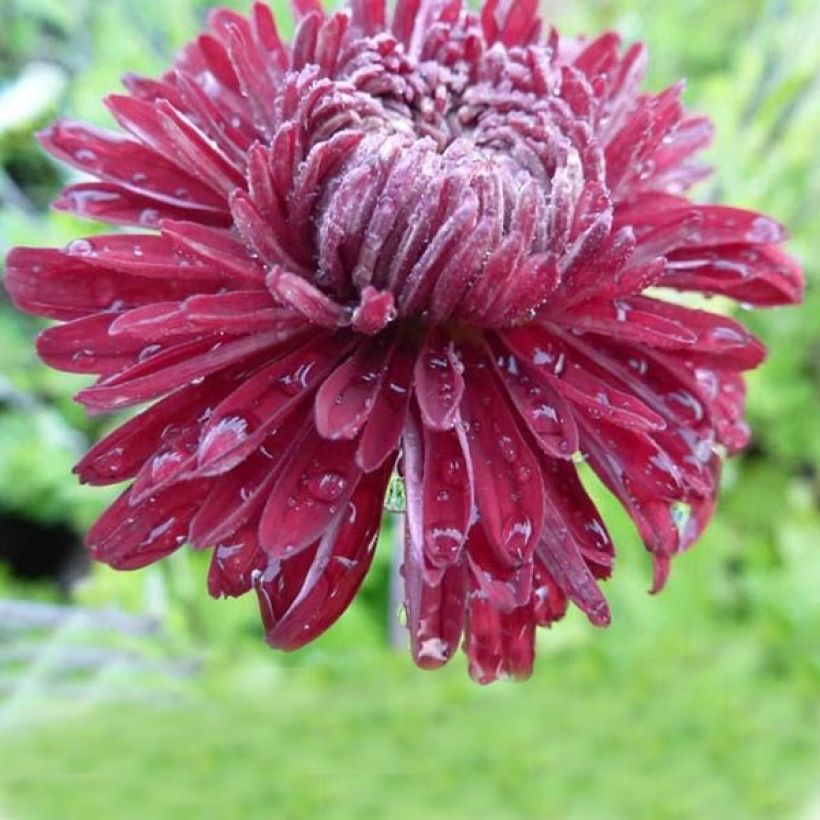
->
(0, 0), (819, 818)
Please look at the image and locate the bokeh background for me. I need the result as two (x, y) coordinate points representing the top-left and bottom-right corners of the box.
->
(0, 1), (818, 817)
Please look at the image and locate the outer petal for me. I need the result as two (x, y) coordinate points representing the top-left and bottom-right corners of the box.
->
(256, 460), (393, 650)
(460, 350), (545, 567)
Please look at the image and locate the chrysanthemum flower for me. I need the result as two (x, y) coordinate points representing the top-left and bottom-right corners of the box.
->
(4, 0), (803, 682)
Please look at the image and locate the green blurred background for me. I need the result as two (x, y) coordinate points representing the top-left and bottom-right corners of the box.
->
(0, 1), (818, 818)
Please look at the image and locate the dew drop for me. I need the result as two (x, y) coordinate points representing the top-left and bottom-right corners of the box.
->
(746, 216), (781, 244)
(307, 471), (348, 502)
(74, 148), (98, 165)
(424, 525), (463, 559)
(93, 446), (126, 476)
(498, 435), (518, 463)
(515, 465), (532, 482)
(502, 515), (533, 552)
(138, 344), (163, 363)
(441, 457), (464, 486)
(66, 238), (94, 256)
(199, 415), (248, 465)
(70, 349), (96, 367)
(139, 209), (161, 227)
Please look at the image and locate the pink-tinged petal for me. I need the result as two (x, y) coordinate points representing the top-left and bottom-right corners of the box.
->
(128, 422), (200, 502)
(266, 267), (350, 328)
(257, 460), (393, 650)
(290, 12), (322, 69)
(350, 142), (434, 290)
(288, 130), (366, 252)
(391, 0), (421, 45)
(258, 426), (361, 558)
(558, 298), (698, 348)
(319, 145), (399, 291)
(460, 352), (545, 566)
(37, 120), (229, 215)
(108, 303), (196, 340)
(106, 95), (246, 196)
(221, 21), (278, 135)
(86, 480), (209, 570)
(625, 297), (766, 370)
(36, 314), (186, 376)
(161, 220), (266, 285)
(580, 415), (686, 501)
(536, 524), (610, 627)
(251, 1), (288, 65)
(121, 73), (187, 108)
(356, 343), (415, 472)
(492, 253), (560, 326)
(464, 593), (536, 683)
(428, 208), (497, 323)
(554, 226), (636, 308)
(196, 333), (347, 475)
(351, 287), (397, 335)
(582, 430), (689, 565)
(413, 332), (465, 432)
(539, 456), (614, 580)
(557, 208), (613, 282)
(553, 363), (667, 433)
(623, 204), (787, 253)
(194, 32), (241, 93)
(420, 425), (473, 568)
(171, 71), (254, 165)
(292, 0), (325, 20)
(646, 115), (714, 188)
(695, 369), (750, 453)
(208, 524), (267, 598)
(60, 233), (224, 282)
(182, 291), (294, 336)
(532, 559), (568, 626)
(315, 336), (395, 440)
(52, 181), (231, 229)
(663, 244), (804, 307)
(457, 232), (525, 324)
(481, 0), (541, 47)
(3, 247), (211, 320)
(398, 185), (479, 314)
(404, 550), (468, 671)
(490, 334), (579, 459)
(74, 367), (248, 486)
(402, 417), (467, 669)
(689, 206), (787, 246)
(467, 524), (533, 613)
(574, 32), (622, 82)
(190, 413), (306, 546)
(605, 84), (684, 194)
(350, 0), (386, 34)
(77, 330), (296, 412)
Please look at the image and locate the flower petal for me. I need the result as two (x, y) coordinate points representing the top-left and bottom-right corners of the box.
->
(258, 426), (361, 558)
(460, 351), (545, 566)
(413, 331), (465, 431)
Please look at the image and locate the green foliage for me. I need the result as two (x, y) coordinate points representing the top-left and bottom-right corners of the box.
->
(0, 1), (818, 818)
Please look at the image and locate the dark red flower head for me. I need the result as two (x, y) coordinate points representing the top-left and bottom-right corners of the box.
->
(4, 0), (803, 682)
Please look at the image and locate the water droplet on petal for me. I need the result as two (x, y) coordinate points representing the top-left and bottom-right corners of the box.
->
(424, 525), (463, 560)
(199, 415), (248, 465)
(306, 471), (347, 502)
(498, 435), (518, 463)
(93, 446), (126, 476)
(67, 238), (94, 256)
(502, 515), (533, 552)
